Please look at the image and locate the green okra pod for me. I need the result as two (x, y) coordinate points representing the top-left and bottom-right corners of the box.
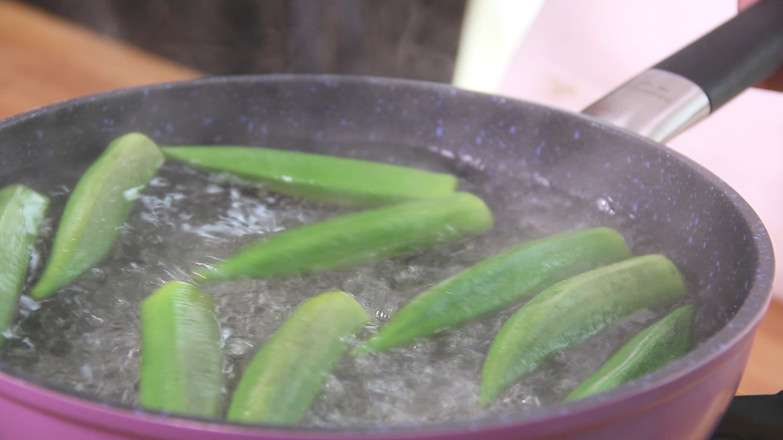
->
(195, 192), (494, 283)
(0, 184), (49, 344)
(479, 254), (687, 407)
(565, 305), (694, 401)
(227, 290), (370, 425)
(161, 146), (458, 206)
(355, 227), (633, 355)
(31, 133), (164, 298)
(139, 281), (223, 418)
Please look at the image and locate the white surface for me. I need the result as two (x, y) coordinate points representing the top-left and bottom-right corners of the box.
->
(495, 0), (782, 299)
(452, 0), (544, 92)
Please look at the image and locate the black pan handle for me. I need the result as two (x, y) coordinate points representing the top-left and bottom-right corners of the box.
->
(711, 391), (783, 440)
(583, 0), (783, 143)
(655, 0), (783, 111)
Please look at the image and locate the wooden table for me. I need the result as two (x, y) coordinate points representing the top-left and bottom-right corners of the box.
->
(0, 0), (200, 119)
(1, 0), (780, 396)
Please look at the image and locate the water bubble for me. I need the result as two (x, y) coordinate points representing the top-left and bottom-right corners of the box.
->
(122, 185), (144, 201)
(533, 172), (551, 188)
(17, 295), (40, 313)
(595, 196), (617, 215)
(80, 364), (94, 382)
(224, 337), (254, 357)
(148, 177), (169, 187)
(204, 184), (223, 194)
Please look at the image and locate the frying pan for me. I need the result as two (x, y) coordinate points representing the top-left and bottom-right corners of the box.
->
(0, 1), (781, 439)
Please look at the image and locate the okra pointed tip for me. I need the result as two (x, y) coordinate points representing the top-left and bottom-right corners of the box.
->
(192, 264), (226, 284)
(191, 269), (210, 284)
(28, 282), (54, 300)
(477, 370), (505, 407)
(476, 390), (496, 408)
(353, 333), (398, 356)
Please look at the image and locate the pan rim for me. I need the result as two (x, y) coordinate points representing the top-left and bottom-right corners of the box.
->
(0, 73), (775, 437)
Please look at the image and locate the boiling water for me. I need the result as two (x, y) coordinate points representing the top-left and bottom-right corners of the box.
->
(1, 144), (689, 427)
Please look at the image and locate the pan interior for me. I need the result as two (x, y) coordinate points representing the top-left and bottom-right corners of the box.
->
(0, 76), (771, 430)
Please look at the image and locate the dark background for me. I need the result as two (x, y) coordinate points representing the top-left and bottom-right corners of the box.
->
(21, 0), (466, 82)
